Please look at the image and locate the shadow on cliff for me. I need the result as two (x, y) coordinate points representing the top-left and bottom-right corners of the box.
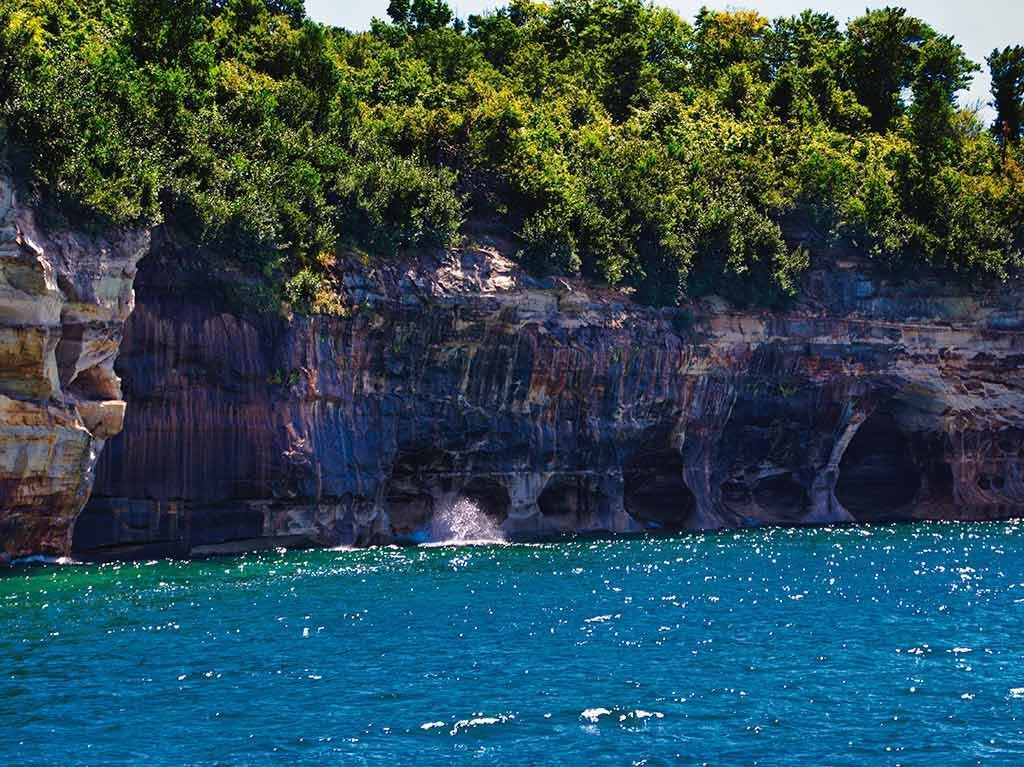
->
(836, 405), (955, 522)
(622, 444), (697, 530)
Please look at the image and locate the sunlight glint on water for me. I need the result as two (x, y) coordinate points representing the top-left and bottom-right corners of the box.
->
(3, 522), (1024, 765)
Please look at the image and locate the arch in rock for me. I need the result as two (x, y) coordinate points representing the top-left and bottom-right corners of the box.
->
(382, 448), (453, 535)
(752, 472), (808, 520)
(536, 474), (593, 531)
(719, 471), (809, 524)
(622, 446), (697, 529)
(835, 410), (922, 521)
(459, 476), (511, 524)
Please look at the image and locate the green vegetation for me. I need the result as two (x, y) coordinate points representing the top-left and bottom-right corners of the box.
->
(0, 0), (1022, 308)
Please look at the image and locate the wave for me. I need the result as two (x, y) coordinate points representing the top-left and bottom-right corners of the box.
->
(427, 497), (506, 546)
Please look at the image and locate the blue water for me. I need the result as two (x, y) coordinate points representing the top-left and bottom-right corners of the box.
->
(4, 523), (1024, 765)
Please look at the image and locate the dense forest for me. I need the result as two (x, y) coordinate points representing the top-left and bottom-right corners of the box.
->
(1, 0), (1023, 308)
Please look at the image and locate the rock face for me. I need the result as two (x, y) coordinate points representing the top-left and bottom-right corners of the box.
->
(70, 231), (1024, 559)
(0, 168), (148, 561)
(1, 178), (1022, 561)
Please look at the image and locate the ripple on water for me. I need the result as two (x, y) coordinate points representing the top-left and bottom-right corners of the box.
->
(3, 523), (1024, 764)
(448, 714), (515, 736)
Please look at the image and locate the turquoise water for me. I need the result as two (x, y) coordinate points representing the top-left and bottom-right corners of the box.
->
(4, 524), (1024, 765)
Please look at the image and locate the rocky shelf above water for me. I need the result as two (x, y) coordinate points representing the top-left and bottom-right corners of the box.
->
(3, 169), (1024, 561)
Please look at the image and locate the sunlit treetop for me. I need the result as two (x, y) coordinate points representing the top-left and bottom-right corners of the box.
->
(0, 0), (1022, 309)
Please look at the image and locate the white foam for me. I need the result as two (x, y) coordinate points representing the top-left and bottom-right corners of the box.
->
(449, 714), (514, 735)
(428, 497), (506, 545)
(619, 709), (665, 722)
(580, 708), (612, 723)
(10, 554), (80, 567)
(420, 721), (446, 730)
(422, 539), (509, 549)
(633, 710), (663, 720)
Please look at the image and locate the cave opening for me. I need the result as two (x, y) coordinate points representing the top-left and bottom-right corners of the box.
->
(622, 448), (697, 529)
(71, 499), (201, 559)
(537, 475), (591, 529)
(426, 475), (512, 542)
(459, 476), (511, 524)
(835, 411), (921, 521)
(383, 448), (452, 536)
(71, 503), (122, 554)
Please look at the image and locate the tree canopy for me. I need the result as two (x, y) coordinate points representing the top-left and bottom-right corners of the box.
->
(0, 0), (1022, 310)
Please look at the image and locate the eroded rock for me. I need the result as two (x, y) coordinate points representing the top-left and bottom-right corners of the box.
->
(0, 166), (148, 561)
(74, 239), (1024, 558)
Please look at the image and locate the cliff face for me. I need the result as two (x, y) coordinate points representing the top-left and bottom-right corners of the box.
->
(2, 182), (1022, 561)
(0, 171), (148, 561)
(70, 232), (1024, 559)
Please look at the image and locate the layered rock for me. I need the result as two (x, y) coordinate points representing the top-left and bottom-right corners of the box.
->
(72, 234), (1024, 559)
(0, 167), (148, 561)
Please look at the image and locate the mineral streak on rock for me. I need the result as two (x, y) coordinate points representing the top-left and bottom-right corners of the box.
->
(2, 171), (1023, 561)
(0, 167), (148, 561)
(70, 232), (1024, 559)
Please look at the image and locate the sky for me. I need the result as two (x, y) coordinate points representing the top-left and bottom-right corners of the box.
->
(305, 0), (1024, 121)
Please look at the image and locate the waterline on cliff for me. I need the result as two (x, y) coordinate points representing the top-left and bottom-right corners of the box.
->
(8, 554), (80, 567)
(424, 497), (507, 547)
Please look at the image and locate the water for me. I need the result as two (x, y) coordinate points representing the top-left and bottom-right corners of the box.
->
(4, 522), (1024, 766)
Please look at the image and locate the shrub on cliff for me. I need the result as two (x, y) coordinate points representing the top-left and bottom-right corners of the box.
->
(0, 0), (1022, 307)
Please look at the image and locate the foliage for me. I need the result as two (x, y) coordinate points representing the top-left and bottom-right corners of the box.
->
(0, 0), (1021, 309)
(989, 46), (1024, 145)
(283, 266), (346, 315)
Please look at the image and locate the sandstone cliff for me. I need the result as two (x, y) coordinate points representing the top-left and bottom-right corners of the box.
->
(65, 229), (1024, 559)
(2, 172), (1023, 561)
(0, 167), (148, 561)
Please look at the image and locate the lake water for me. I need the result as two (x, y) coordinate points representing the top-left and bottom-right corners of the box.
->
(4, 522), (1024, 765)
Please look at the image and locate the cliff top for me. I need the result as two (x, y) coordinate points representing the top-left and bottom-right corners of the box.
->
(0, 0), (1022, 311)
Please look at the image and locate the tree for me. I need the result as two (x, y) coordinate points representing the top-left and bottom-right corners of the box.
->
(0, 0), (1020, 305)
(207, 0), (305, 26)
(692, 8), (769, 86)
(388, 0), (453, 31)
(387, 0), (411, 26)
(764, 11), (844, 123)
(988, 46), (1024, 145)
(844, 8), (933, 131)
(129, 0), (208, 63)
(413, 0), (453, 30)
(909, 35), (976, 172)
(765, 10), (842, 75)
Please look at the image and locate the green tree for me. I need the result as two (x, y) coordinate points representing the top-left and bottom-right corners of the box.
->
(844, 8), (933, 131)
(988, 46), (1024, 145)
(691, 8), (769, 87)
(389, 0), (453, 31)
(909, 35), (976, 173)
(0, 0), (1020, 309)
(765, 10), (841, 73)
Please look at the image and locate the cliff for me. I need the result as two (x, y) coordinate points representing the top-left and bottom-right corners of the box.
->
(64, 228), (1024, 559)
(2, 174), (1023, 561)
(0, 170), (148, 562)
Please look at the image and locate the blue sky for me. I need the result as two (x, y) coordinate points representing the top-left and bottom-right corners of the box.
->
(306, 0), (1024, 120)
